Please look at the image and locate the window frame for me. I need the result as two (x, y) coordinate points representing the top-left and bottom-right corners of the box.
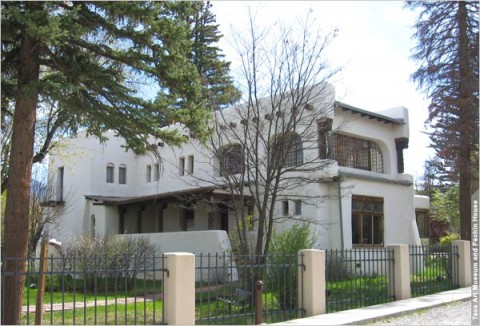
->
(275, 132), (303, 168)
(294, 200), (302, 215)
(187, 155), (194, 175)
(219, 144), (244, 177)
(282, 200), (289, 216)
(351, 195), (384, 247)
(119, 164), (127, 185)
(179, 157), (185, 176)
(146, 165), (152, 183)
(332, 134), (384, 173)
(154, 163), (160, 181)
(106, 163), (114, 183)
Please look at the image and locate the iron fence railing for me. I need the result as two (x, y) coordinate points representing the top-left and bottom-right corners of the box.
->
(194, 252), (305, 325)
(1, 254), (167, 325)
(409, 244), (459, 297)
(324, 247), (395, 313)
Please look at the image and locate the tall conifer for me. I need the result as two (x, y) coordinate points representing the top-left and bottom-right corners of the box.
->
(407, 1), (479, 240)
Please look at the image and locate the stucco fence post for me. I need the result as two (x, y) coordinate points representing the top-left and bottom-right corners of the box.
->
(388, 244), (411, 301)
(452, 240), (472, 287)
(163, 252), (195, 325)
(298, 249), (326, 317)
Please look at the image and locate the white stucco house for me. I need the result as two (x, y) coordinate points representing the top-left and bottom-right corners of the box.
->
(44, 84), (422, 254)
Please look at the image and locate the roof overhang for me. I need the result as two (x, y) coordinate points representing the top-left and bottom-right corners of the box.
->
(335, 101), (405, 125)
(85, 186), (252, 206)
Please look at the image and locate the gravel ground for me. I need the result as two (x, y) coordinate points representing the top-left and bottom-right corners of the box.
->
(372, 300), (473, 325)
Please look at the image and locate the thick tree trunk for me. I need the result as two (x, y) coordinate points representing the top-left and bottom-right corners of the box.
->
(457, 1), (474, 241)
(1, 20), (40, 325)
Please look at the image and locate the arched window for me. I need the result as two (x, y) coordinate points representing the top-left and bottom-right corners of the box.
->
(274, 132), (303, 168)
(119, 164), (127, 184)
(219, 144), (244, 177)
(332, 134), (384, 173)
(106, 163), (114, 183)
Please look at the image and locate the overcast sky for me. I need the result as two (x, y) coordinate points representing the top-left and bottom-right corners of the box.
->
(211, 1), (433, 181)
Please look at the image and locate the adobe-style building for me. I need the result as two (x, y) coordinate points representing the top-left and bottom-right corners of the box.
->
(45, 84), (422, 254)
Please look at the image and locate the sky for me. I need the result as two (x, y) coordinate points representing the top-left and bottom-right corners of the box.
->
(210, 1), (434, 181)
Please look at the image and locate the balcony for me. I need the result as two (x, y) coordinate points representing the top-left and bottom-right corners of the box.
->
(40, 186), (65, 207)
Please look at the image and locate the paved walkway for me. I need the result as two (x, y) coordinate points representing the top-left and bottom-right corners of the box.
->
(273, 287), (473, 325)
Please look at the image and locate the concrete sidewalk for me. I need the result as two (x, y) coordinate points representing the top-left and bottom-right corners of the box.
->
(273, 287), (472, 325)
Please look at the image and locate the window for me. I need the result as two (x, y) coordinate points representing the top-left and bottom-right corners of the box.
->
(187, 155), (194, 174)
(332, 134), (383, 173)
(274, 132), (303, 168)
(294, 200), (302, 215)
(282, 201), (289, 216)
(416, 210), (429, 238)
(146, 165), (152, 183)
(106, 163), (114, 183)
(318, 119), (333, 159)
(154, 163), (160, 181)
(57, 167), (64, 201)
(219, 144), (243, 177)
(351, 196), (384, 246)
(179, 157), (185, 176)
(119, 164), (127, 184)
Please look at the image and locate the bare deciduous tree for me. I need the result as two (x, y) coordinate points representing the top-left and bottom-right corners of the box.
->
(193, 12), (343, 257)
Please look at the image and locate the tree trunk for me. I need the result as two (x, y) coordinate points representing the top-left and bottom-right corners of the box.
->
(457, 1), (474, 241)
(2, 18), (40, 325)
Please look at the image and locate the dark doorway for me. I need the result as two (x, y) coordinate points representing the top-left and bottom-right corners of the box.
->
(219, 204), (229, 234)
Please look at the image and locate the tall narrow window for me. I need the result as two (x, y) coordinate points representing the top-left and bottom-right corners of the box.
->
(91, 215), (96, 238)
(294, 200), (302, 215)
(154, 163), (160, 181)
(106, 163), (114, 183)
(179, 157), (185, 176)
(282, 201), (289, 216)
(57, 166), (64, 201)
(187, 155), (194, 174)
(318, 119), (333, 159)
(119, 164), (127, 184)
(146, 165), (152, 183)
(351, 196), (384, 247)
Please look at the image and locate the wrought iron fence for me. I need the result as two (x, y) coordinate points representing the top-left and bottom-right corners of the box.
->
(194, 252), (305, 325)
(1, 254), (167, 325)
(409, 244), (459, 297)
(324, 248), (395, 313)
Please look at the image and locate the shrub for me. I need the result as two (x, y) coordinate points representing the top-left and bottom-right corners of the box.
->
(439, 233), (460, 245)
(269, 223), (316, 310)
(52, 235), (157, 291)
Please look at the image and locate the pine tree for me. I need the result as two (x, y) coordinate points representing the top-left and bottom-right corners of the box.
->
(407, 1), (479, 240)
(175, 1), (241, 110)
(1, 2), (211, 323)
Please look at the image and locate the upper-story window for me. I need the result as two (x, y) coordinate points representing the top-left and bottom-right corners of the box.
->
(119, 164), (127, 184)
(187, 155), (194, 175)
(154, 163), (160, 181)
(146, 165), (152, 183)
(274, 132), (303, 168)
(219, 144), (243, 177)
(106, 163), (114, 183)
(331, 134), (383, 173)
(179, 157), (185, 176)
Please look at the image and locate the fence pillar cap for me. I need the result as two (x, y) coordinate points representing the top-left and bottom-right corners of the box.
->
(164, 252), (194, 256)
